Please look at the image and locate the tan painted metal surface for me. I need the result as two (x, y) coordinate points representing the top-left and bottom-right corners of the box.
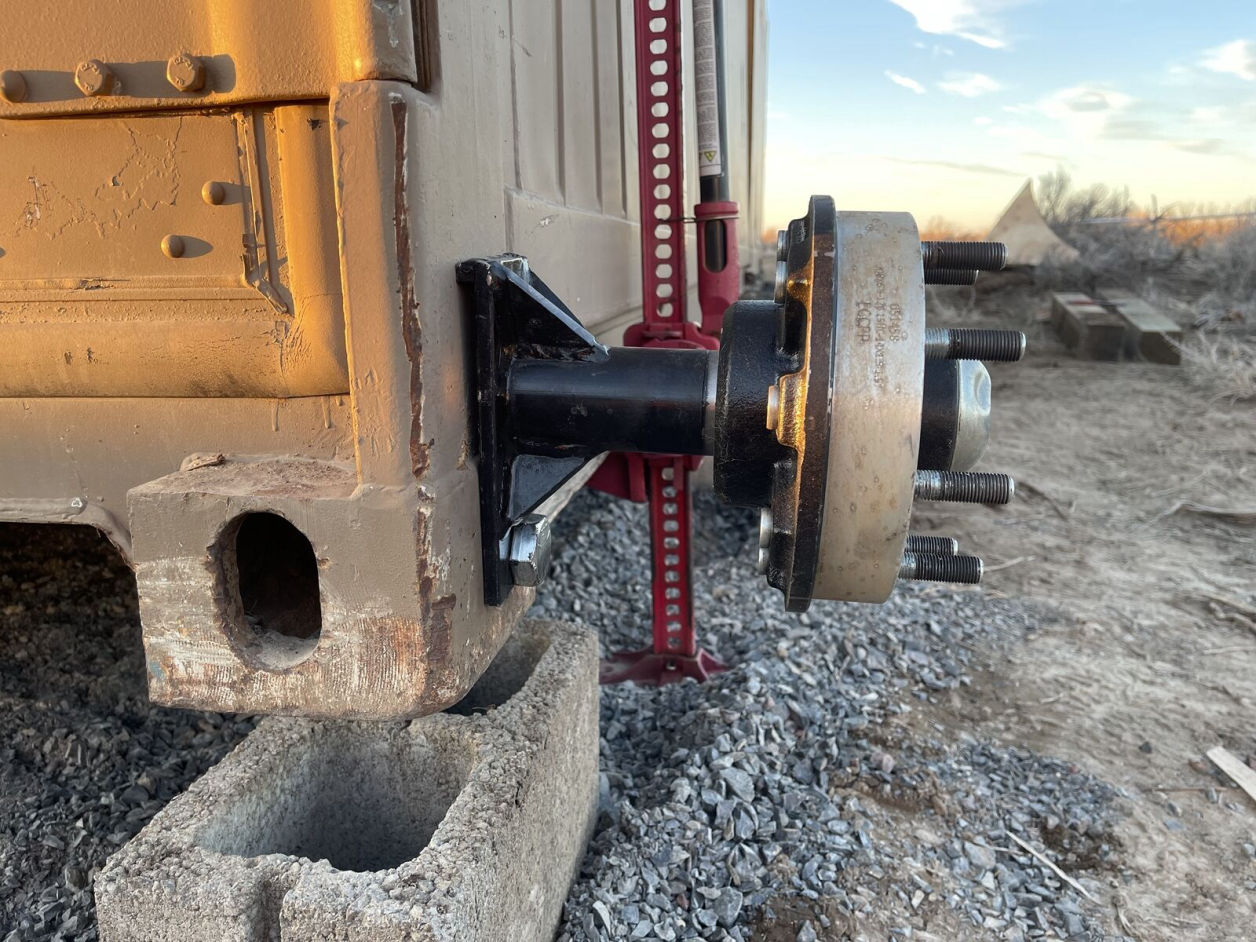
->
(0, 104), (350, 397)
(0, 0), (417, 118)
(0, 0), (767, 717)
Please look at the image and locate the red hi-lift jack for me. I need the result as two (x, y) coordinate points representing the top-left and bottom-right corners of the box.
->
(592, 0), (740, 685)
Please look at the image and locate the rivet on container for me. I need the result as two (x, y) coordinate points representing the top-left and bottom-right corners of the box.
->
(166, 53), (205, 93)
(0, 70), (28, 103)
(201, 181), (226, 205)
(74, 60), (114, 97)
(161, 235), (186, 259)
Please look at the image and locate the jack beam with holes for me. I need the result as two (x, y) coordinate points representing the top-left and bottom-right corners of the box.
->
(460, 196), (1023, 611)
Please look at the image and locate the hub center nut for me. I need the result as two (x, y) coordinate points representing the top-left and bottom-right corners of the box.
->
(507, 514), (553, 588)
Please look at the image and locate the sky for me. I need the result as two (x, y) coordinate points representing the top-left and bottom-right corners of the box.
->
(762, 0), (1256, 232)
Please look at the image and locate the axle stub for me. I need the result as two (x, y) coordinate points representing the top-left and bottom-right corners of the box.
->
(460, 199), (1022, 609)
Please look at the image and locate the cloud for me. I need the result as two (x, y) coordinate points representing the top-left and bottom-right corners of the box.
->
(1091, 104), (1249, 159)
(885, 71), (926, 94)
(1033, 84), (1136, 138)
(938, 73), (1003, 97)
(1189, 105), (1229, 125)
(887, 0), (1020, 49)
(1173, 139), (1228, 155)
(1201, 39), (1256, 81)
(1100, 116), (1161, 140)
(882, 156), (1022, 178)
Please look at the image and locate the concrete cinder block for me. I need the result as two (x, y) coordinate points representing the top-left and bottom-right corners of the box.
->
(94, 619), (598, 942)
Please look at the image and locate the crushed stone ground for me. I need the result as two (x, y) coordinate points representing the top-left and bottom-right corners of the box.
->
(538, 491), (1125, 942)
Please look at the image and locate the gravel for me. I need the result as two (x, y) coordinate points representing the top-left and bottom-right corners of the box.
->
(1, 491), (1128, 940)
(0, 525), (254, 941)
(536, 491), (1128, 942)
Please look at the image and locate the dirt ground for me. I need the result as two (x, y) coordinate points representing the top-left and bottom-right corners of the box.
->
(908, 276), (1256, 941)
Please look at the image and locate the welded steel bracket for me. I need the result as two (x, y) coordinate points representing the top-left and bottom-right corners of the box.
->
(456, 255), (605, 605)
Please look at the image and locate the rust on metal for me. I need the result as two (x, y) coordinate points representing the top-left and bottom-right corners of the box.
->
(391, 96), (429, 481)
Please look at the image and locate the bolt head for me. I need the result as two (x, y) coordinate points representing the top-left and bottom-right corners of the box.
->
(161, 234), (186, 259)
(507, 514), (552, 588)
(0, 69), (27, 103)
(74, 59), (113, 97)
(166, 53), (205, 92)
(765, 384), (780, 432)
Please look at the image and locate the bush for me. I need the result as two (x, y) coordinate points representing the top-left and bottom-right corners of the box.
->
(1032, 170), (1255, 327)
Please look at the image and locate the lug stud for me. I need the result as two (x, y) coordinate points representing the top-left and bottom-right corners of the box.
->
(924, 327), (1026, 362)
(914, 470), (1015, 504)
(925, 268), (979, 286)
(905, 535), (959, 556)
(921, 240), (1007, 271)
(899, 551), (983, 584)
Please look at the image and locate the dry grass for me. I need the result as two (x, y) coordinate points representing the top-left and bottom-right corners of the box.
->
(1178, 333), (1256, 404)
(1032, 171), (1256, 330)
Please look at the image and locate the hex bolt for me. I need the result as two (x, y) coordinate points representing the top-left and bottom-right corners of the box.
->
(924, 327), (1027, 362)
(899, 551), (983, 584)
(74, 59), (114, 97)
(508, 513), (553, 588)
(160, 234), (186, 259)
(924, 268), (979, 286)
(202, 181), (226, 205)
(0, 69), (28, 103)
(914, 470), (1015, 504)
(921, 240), (1008, 271)
(166, 52), (205, 92)
(756, 508), (773, 574)
(905, 535), (959, 556)
(765, 384), (780, 430)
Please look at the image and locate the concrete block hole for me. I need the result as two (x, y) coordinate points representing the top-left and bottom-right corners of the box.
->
(446, 625), (551, 715)
(214, 511), (322, 670)
(197, 729), (474, 872)
(193, 626), (552, 873)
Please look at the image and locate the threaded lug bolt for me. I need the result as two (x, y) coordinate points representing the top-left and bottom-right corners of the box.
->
(900, 551), (983, 584)
(921, 241), (1007, 271)
(925, 268), (979, 286)
(905, 535), (959, 556)
(924, 327), (1026, 362)
(914, 470), (1015, 504)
